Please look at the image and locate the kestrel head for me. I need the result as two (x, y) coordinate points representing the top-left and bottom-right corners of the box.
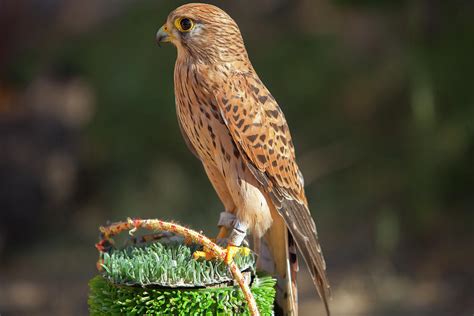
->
(156, 3), (249, 63)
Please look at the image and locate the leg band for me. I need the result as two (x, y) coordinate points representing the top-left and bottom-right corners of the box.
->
(217, 212), (248, 246)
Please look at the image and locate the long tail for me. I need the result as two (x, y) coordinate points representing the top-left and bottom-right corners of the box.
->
(256, 206), (298, 315)
(246, 162), (330, 314)
(279, 198), (331, 316)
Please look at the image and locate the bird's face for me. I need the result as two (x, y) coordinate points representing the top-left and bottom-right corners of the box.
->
(156, 4), (248, 63)
(156, 11), (201, 49)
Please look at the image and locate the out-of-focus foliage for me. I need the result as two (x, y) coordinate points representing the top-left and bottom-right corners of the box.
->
(1, 0), (473, 315)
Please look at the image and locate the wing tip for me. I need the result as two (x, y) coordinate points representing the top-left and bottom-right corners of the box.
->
(322, 293), (331, 316)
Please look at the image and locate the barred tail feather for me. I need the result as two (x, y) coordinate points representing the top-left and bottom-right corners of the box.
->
(246, 161), (330, 315)
(279, 198), (331, 316)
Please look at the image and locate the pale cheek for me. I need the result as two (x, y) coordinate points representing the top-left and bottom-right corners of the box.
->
(189, 26), (207, 45)
(191, 25), (204, 36)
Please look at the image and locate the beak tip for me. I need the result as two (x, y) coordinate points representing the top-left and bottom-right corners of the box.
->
(156, 26), (170, 46)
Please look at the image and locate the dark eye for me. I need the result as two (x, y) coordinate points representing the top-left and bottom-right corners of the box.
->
(180, 18), (193, 31)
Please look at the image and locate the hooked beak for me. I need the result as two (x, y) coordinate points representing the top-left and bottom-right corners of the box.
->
(156, 25), (172, 46)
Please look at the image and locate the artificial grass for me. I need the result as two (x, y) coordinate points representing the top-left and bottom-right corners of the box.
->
(89, 240), (276, 315)
(101, 242), (255, 287)
(88, 275), (276, 315)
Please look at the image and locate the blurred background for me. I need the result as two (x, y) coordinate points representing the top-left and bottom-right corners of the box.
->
(1, 0), (473, 315)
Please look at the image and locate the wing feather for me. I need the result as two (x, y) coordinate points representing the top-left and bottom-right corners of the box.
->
(215, 71), (331, 315)
(215, 72), (303, 201)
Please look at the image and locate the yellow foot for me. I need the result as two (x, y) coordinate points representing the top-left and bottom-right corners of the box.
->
(224, 245), (251, 264)
(193, 245), (251, 263)
(224, 245), (241, 264)
(192, 247), (215, 260)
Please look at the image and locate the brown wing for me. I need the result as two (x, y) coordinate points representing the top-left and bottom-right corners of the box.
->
(215, 72), (304, 201)
(215, 71), (331, 315)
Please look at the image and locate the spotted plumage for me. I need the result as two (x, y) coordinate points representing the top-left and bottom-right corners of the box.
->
(157, 4), (330, 315)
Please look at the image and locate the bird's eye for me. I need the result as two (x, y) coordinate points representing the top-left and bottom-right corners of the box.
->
(175, 17), (194, 32)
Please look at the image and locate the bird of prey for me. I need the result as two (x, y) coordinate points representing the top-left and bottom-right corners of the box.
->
(156, 3), (330, 315)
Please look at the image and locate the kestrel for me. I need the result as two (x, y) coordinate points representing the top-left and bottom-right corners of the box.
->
(157, 4), (330, 315)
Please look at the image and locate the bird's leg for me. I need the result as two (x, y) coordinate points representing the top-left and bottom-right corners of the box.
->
(194, 211), (250, 264)
(223, 212), (249, 264)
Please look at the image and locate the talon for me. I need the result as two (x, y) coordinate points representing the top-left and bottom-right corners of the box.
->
(193, 250), (207, 260)
(224, 245), (241, 264)
(193, 244), (251, 263)
(193, 247), (215, 260)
